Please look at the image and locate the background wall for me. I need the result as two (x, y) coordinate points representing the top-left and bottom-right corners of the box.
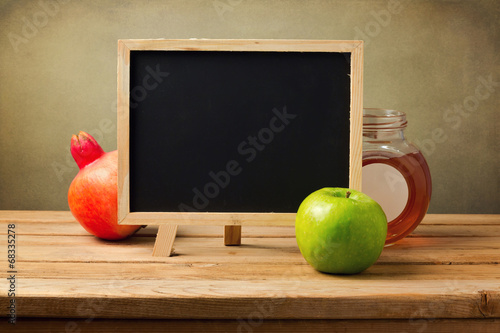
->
(0, 0), (498, 213)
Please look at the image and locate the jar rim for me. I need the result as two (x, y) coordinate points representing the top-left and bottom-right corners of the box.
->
(363, 108), (406, 117)
(363, 108), (407, 130)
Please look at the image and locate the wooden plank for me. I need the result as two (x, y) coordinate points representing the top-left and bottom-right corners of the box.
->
(152, 225), (178, 257)
(0, 210), (75, 223)
(410, 224), (500, 237)
(420, 214), (500, 225)
(2, 318), (499, 333)
(1, 211), (499, 225)
(1, 234), (499, 265)
(4, 262), (499, 281)
(2, 221), (500, 238)
(2, 279), (499, 319)
(0, 220), (92, 236)
(1, 211), (498, 226)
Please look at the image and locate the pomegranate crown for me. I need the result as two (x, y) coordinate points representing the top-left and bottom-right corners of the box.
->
(70, 131), (105, 169)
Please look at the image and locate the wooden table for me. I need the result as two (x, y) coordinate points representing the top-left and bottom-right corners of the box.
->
(0, 212), (499, 332)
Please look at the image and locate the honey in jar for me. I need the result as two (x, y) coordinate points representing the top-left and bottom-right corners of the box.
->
(362, 108), (432, 245)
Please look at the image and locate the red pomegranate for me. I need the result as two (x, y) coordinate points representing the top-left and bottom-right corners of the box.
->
(68, 131), (141, 240)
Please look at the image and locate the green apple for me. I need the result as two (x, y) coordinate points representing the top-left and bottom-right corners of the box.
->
(295, 188), (387, 274)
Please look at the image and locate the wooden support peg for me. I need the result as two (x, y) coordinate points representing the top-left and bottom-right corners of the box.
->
(152, 224), (178, 257)
(224, 225), (241, 246)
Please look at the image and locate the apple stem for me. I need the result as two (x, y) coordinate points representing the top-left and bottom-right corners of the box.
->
(346, 191), (351, 199)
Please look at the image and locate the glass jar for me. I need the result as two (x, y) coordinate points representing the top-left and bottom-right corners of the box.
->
(362, 108), (432, 245)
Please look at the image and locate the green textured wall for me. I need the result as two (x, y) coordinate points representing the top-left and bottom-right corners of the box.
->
(0, 0), (498, 213)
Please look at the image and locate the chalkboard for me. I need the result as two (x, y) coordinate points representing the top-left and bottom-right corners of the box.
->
(117, 39), (363, 226)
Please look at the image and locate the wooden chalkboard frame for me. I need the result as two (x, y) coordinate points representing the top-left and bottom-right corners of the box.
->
(117, 39), (363, 255)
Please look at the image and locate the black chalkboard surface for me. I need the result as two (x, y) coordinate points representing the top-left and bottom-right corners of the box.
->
(129, 50), (350, 213)
(117, 39), (363, 228)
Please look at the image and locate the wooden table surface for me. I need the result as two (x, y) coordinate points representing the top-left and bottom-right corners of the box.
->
(0, 211), (499, 332)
